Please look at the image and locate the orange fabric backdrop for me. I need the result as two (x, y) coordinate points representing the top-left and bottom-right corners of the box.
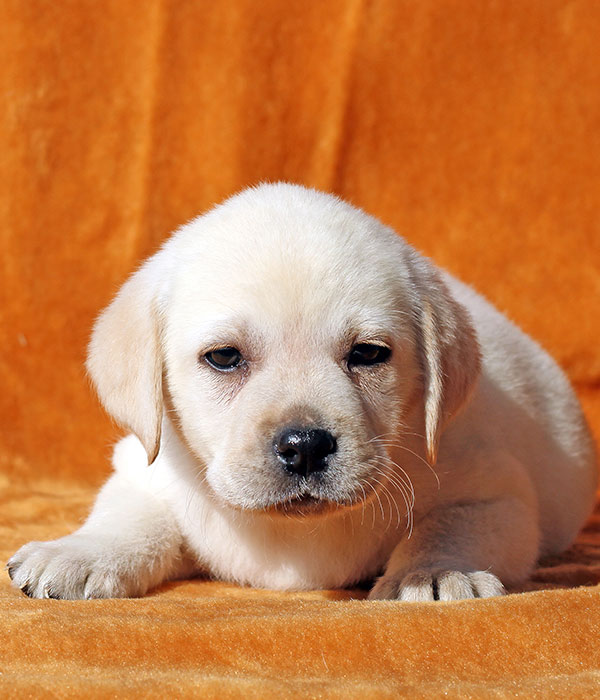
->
(1, 1), (599, 696)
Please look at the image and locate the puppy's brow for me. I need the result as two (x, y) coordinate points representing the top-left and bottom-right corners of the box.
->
(189, 317), (251, 348)
(339, 321), (394, 348)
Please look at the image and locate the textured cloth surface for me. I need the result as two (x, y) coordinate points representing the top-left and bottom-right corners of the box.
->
(1, 1), (599, 697)
(1, 478), (600, 697)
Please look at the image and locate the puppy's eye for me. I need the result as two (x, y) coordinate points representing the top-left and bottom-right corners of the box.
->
(347, 343), (391, 367)
(204, 347), (243, 371)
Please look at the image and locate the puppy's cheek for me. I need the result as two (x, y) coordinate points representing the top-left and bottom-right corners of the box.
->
(354, 370), (405, 439)
(204, 456), (269, 509)
(204, 459), (234, 502)
(174, 399), (249, 472)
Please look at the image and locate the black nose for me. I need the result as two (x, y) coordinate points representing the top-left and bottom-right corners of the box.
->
(274, 428), (337, 477)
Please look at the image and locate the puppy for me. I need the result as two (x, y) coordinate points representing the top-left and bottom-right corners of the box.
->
(8, 183), (597, 601)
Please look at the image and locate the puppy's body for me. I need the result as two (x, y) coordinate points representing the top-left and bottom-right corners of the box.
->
(9, 184), (597, 601)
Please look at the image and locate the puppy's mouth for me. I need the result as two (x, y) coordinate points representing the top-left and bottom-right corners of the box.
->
(265, 494), (337, 516)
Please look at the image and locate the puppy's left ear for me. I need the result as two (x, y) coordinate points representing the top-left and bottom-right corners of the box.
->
(86, 257), (166, 464)
(406, 250), (481, 465)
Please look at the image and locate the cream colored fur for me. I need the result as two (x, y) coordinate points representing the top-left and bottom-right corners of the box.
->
(8, 183), (597, 601)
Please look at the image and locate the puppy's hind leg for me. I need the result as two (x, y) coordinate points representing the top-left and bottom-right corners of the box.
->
(7, 471), (186, 599)
(368, 496), (540, 601)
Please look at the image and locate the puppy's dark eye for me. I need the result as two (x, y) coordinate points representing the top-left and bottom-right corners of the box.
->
(205, 347), (243, 371)
(347, 343), (391, 367)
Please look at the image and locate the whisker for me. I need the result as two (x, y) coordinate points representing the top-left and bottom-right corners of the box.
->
(369, 455), (415, 536)
(369, 478), (386, 522)
(394, 445), (440, 490)
(368, 430), (427, 443)
(364, 481), (378, 529)
(370, 455), (415, 504)
(371, 464), (411, 529)
(369, 471), (402, 531)
(357, 483), (367, 527)
(368, 475), (394, 531)
(369, 436), (441, 491)
(371, 462), (414, 514)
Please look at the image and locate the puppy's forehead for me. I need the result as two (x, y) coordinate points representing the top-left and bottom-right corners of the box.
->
(169, 184), (410, 328)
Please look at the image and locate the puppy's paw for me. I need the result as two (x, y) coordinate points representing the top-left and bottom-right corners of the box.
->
(368, 569), (505, 602)
(7, 536), (145, 600)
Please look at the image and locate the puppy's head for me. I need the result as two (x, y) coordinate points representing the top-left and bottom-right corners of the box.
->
(87, 184), (479, 514)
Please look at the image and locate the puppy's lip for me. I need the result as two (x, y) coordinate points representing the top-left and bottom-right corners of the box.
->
(265, 495), (337, 516)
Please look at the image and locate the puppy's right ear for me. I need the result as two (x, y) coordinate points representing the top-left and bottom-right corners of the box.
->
(405, 249), (481, 467)
(86, 259), (165, 464)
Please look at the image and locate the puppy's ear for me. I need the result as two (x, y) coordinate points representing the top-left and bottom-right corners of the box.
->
(86, 259), (165, 464)
(407, 251), (481, 465)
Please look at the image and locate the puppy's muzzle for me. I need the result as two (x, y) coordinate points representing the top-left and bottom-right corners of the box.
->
(273, 427), (337, 477)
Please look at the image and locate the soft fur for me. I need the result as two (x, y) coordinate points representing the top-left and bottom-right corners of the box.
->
(8, 184), (597, 601)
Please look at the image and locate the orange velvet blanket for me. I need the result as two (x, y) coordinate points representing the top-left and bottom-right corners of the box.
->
(1, 1), (599, 696)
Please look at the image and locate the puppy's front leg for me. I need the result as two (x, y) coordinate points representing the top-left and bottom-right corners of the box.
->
(7, 473), (185, 599)
(369, 497), (539, 601)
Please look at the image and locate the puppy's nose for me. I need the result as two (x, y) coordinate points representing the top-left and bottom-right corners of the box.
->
(274, 428), (337, 477)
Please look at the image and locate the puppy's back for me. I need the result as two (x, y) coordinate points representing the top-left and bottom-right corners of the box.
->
(444, 271), (597, 554)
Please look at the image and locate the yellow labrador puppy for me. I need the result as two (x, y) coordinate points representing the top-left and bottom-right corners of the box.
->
(9, 184), (597, 601)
